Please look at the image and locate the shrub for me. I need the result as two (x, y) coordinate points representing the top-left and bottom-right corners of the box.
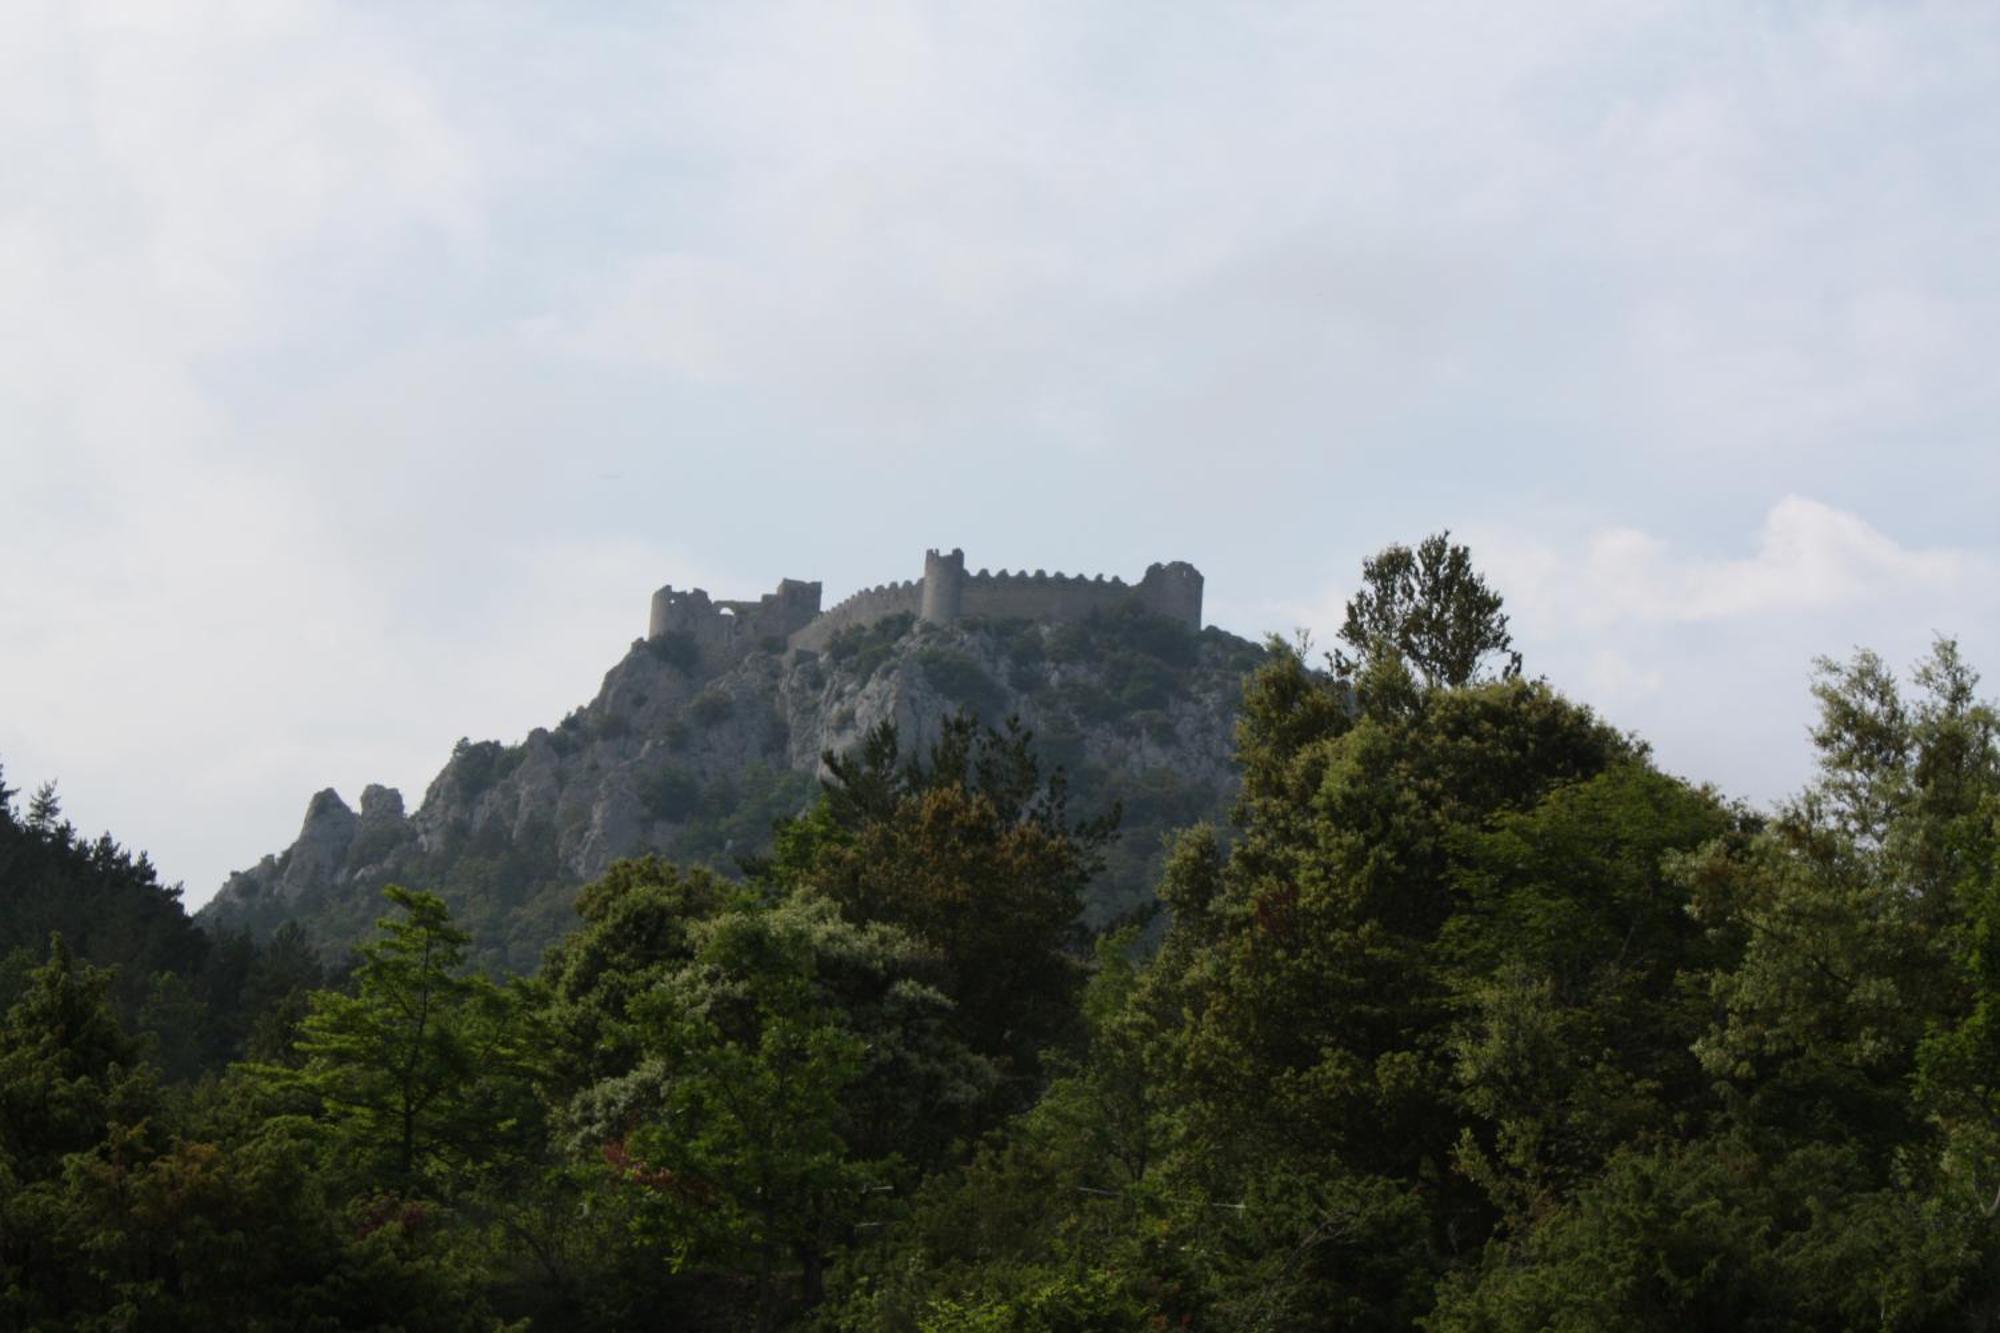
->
(690, 690), (735, 728)
(1056, 680), (1120, 724)
(826, 612), (915, 678)
(450, 739), (522, 797)
(1006, 657), (1047, 694)
(1106, 652), (1175, 712)
(647, 631), (702, 673)
(1097, 603), (1199, 666)
(671, 765), (818, 866)
(640, 767), (701, 820)
(917, 648), (1008, 721)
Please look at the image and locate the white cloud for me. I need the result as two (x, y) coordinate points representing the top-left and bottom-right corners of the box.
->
(1595, 497), (1965, 624)
(1582, 649), (1667, 709)
(1477, 497), (1974, 632)
(1457, 499), (1997, 802)
(1273, 496), (1974, 653)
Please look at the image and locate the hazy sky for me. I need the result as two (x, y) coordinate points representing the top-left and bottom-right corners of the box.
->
(4, 2), (1997, 908)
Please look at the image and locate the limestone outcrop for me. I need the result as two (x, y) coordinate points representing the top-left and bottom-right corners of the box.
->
(202, 589), (1261, 971)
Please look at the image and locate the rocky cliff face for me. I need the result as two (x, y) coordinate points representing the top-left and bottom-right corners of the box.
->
(199, 609), (1264, 970)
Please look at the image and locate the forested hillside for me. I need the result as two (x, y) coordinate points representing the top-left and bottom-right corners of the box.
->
(6, 536), (2000, 1329)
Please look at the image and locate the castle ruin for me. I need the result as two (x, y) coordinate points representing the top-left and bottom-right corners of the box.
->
(647, 550), (1204, 666)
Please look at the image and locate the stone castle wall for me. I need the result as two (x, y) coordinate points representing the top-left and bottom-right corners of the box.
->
(946, 556), (1202, 632)
(958, 570), (1136, 622)
(1131, 560), (1205, 627)
(787, 579), (923, 652)
(649, 551), (1202, 665)
(650, 577), (823, 668)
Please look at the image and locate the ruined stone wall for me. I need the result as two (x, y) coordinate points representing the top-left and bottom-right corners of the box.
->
(1133, 561), (1205, 630)
(943, 561), (1203, 632)
(719, 577), (822, 642)
(788, 579), (923, 652)
(954, 570), (1133, 624)
(654, 554), (1202, 665)
(650, 578), (823, 668)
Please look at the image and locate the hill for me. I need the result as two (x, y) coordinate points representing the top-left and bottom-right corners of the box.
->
(199, 604), (1265, 969)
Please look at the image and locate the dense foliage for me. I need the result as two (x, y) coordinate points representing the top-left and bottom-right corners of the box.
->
(7, 535), (2000, 1328)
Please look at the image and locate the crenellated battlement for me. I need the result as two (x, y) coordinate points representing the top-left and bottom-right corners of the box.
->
(819, 577), (921, 620)
(971, 569), (1126, 587)
(648, 550), (1203, 665)
(790, 578), (924, 652)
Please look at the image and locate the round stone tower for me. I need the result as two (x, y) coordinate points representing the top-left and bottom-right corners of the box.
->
(648, 585), (677, 639)
(1136, 561), (1205, 631)
(920, 547), (967, 625)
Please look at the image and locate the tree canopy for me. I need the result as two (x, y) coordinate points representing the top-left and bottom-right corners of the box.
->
(9, 538), (2000, 1327)
(1335, 529), (1522, 687)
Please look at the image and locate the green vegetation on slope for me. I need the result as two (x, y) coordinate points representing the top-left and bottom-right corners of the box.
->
(9, 534), (2000, 1328)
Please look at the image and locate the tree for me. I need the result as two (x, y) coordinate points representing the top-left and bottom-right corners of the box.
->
(1439, 764), (1735, 1220)
(565, 894), (991, 1329)
(261, 886), (542, 1193)
(538, 857), (739, 1099)
(0, 934), (150, 1181)
(239, 920), (327, 1065)
(774, 715), (1116, 1091)
(1334, 532), (1520, 688)
(1084, 648), (1636, 1326)
(1427, 1134), (1973, 1331)
(830, 930), (1188, 1331)
(1231, 634), (1355, 835)
(0, 761), (213, 1031)
(26, 781), (62, 832)
(1691, 641), (1999, 1151)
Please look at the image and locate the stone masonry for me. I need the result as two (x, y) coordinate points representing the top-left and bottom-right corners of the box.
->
(648, 549), (1204, 665)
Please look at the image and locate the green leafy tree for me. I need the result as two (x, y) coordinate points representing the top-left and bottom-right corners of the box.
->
(774, 715), (1116, 1091)
(1230, 634), (1354, 839)
(260, 886), (543, 1194)
(1440, 764), (1735, 1218)
(1445, 639), (2000, 1326)
(1334, 532), (1521, 687)
(1427, 1135), (1976, 1331)
(0, 935), (511, 1330)
(1094, 635), (1634, 1325)
(36, 1113), (514, 1332)
(1692, 641), (1998, 1151)
(567, 894), (989, 1328)
(538, 857), (738, 1099)
(832, 931), (1184, 1331)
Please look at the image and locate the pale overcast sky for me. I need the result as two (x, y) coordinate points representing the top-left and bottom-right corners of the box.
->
(4, 3), (1997, 908)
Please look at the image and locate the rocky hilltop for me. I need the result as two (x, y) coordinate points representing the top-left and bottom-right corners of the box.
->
(200, 606), (1265, 970)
